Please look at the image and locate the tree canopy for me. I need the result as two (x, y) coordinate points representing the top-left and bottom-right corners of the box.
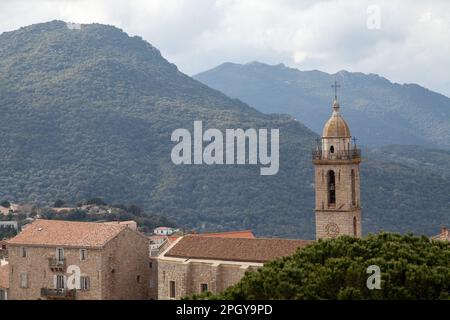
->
(195, 233), (450, 300)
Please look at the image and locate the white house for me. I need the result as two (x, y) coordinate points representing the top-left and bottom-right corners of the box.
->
(0, 221), (18, 230)
(154, 227), (177, 236)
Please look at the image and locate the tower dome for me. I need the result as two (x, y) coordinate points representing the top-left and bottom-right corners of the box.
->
(322, 99), (351, 138)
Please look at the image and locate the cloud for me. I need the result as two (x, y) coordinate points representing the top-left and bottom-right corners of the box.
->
(0, 0), (450, 96)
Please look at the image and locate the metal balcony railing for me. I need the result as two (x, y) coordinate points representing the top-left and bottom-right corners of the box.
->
(48, 258), (66, 270)
(41, 288), (76, 300)
(312, 149), (361, 161)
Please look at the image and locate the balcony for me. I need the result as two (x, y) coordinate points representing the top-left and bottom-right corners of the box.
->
(48, 258), (66, 271)
(41, 288), (76, 300)
(312, 149), (361, 162)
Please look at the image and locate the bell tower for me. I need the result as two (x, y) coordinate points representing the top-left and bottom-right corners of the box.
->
(312, 82), (362, 239)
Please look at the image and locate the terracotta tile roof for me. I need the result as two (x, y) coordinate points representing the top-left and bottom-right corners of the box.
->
(197, 230), (255, 239)
(168, 235), (181, 243)
(103, 220), (138, 231)
(165, 235), (313, 263)
(7, 219), (127, 248)
(0, 264), (8, 289)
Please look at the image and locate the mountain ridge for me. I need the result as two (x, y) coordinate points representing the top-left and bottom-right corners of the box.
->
(0, 21), (449, 238)
(194, 61), (450, 149)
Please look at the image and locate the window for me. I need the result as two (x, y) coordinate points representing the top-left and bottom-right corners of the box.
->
(56, 247), (64, 262)
(327, 170), (336, 205)
(353, 217), (358, 237)
(21, 247), (27, 258)
(200, 283), (208, 293)
(330, 146), (335, 154)
(169, 281), (176, 299)
(0, 289), (6, 300)
(56, 275), (65, 289)
(80, 249), (87, 261)
(351, 170), (356, 206)
(149, 261), (153, 268)
(20, 272), (28, 288)
(136, 275), (141, 283)
(80, 276), (90, 291)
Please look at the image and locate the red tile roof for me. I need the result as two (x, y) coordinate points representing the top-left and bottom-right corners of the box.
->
(165, 235), (313, 263)
(198, 230), (255, 239)
(7, 219), (127, 248)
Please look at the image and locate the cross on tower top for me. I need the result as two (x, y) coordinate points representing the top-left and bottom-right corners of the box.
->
(331, 80), (340, 100)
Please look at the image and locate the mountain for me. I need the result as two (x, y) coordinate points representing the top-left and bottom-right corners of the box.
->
(0, 21), (449, 238)
(194, 62), (450, 149)
(367, 145), (450, 179)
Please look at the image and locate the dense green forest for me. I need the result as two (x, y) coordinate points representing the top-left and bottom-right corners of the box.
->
(0, 225), (17, 239)
(192, 234), (450, 300)
(0, 21), (449, 238)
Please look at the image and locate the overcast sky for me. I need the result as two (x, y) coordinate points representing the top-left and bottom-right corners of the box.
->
(1, 0), (450, 96)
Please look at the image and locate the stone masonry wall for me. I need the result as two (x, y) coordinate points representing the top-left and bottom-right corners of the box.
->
(8, 245), (103, 300)
(101, 228), (150, 300)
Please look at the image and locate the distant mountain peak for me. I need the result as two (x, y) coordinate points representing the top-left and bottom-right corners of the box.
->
(0, 21), (448, 239)
(194, 61), (450, 149)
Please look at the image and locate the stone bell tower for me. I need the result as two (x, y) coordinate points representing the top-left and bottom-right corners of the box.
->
(312, 82), (362, 239)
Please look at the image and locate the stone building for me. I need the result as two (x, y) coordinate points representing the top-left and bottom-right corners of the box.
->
(6, 219), (150, 300)
(156, 235), (312, 299)
(312, 88), (362, 239)
(148, 230), (255, 300)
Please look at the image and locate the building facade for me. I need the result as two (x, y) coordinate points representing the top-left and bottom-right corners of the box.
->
(6, 219), (150, 300)
(313, 92), (362, 239)
(156, 235), (312, 299)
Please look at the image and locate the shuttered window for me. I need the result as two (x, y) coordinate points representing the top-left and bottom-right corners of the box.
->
(55, 275), (65, 289)
(169, 281), (176, 298)
(80, 276), (90, 291)
(20, 273), (28, 288)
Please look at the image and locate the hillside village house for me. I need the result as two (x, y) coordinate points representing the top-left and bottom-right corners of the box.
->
(154, 227), (178, 236)
(0, 221), (18, 231)
(6, 219), (150, 300)
(156, 235), (312, 299)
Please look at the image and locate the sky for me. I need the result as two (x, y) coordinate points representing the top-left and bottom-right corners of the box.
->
(0, 0), (449, 96)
